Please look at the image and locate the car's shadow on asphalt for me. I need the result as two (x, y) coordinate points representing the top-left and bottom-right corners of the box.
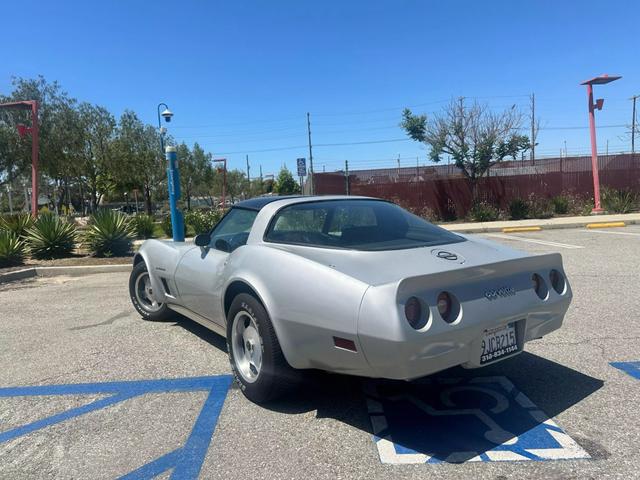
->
(265, 352), (605, 463)
(168, 316), (605, 463)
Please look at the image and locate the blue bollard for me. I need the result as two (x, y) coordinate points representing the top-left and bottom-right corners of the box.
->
(165, 146), (185, 242)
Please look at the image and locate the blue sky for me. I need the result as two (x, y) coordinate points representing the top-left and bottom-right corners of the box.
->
(1, 0), (638, 176)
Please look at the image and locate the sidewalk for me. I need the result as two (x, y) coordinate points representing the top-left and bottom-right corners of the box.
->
(440, 212), (640, 234)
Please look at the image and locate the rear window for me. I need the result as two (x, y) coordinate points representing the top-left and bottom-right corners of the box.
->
(264, 200), (464, 251)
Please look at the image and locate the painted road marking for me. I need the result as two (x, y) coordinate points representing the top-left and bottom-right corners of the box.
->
(365, 376), (589, 464)
(611, 361), (640, 380)
(581, 229), (640, 237)
(0, 375), (233, 480)
(485, 233), (584, 249)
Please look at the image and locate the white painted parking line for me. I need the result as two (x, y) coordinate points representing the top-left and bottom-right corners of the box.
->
(484, 234), (584, 249)
(580, 229), (640, 237)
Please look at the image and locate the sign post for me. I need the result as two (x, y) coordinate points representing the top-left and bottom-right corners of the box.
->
(166, 145), (185, 242)
(297, 158), (307, 193)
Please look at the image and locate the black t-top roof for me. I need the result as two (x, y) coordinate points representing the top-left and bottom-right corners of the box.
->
(234, 195), (304, 211)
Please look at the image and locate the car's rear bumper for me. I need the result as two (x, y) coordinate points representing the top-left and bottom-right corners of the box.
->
(357, 311), (565, 380)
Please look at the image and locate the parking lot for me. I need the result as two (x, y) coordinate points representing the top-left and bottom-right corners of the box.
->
(1, 226), (639, 479)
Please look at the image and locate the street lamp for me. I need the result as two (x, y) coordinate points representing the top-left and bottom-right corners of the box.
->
(213, 158), (227, 208)
(0, 100), (39, 217)
(580, 74), (622, 214)
(157, 103), (173, 154)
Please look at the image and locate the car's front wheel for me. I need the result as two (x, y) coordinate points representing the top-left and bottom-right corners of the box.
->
(226, 293), (299, 403)
(129, 261), (172, 321)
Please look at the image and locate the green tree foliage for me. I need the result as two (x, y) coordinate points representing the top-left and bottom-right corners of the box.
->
(110, 111), (164, 214)
(274, 167), (301, 195)
(178, 142), (214, 210)
(401, 98), (531, 194)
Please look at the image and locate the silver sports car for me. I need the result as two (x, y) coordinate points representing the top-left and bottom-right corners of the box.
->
(129, 196), (571, 403)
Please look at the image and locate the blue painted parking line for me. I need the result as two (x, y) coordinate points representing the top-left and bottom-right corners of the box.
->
(0, 375), (233, 479)
(365, 376), (589, 464)
(611, 361), (640, 380)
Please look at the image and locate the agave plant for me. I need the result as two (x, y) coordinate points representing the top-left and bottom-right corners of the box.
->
(0, 213), (34, 238)
(0, 229), (27, 267)
(83, 209), (134, 257)
(26, 213), (77, 259)
(131, 213), (156, 239)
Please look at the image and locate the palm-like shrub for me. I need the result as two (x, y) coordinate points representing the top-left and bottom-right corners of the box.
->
(83, 209), (134, 257)
(0, 213), (34, 238)
(131, 214), (156, 239)
(0, 230), (27, 267)
(26, 213), (77, 259)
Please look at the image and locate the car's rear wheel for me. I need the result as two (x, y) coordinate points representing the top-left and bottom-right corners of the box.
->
(129, 262), (172, 321)
(226, 293), (299, 403)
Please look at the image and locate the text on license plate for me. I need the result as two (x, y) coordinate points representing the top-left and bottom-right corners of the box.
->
(480, 323), (518, 364)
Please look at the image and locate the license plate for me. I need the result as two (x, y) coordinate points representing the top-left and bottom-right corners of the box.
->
(480, 322), (519, 364)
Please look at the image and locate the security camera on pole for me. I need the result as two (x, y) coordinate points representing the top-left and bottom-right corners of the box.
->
(157, 103), (184, 241)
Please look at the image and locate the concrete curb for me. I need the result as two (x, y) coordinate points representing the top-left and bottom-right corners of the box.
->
(0, 264), (132, 284)
(441, 213), (640, 234)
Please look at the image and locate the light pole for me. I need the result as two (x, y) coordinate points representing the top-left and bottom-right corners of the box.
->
(157, 103), (173, 154)
(214, 158), (227, 208)
(166, 145), (185, 242)
(0, 100), (39, 217)
(580, 74), (621, 214)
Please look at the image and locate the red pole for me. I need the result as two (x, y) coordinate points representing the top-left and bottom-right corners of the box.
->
(586, 84), (603, 214)
(30, 101), (39, 217)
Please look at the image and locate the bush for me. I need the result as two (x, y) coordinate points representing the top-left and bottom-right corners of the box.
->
(469, 202), (500, 222)
(26, 213), (77, 259)
(414, 206), (439, 223)
(527, 194), (554, 219)
(0, 213), (34, 238)
(83, 210), (134, 257)
(185, 209), (224, 235)
(131, 214), (156, 239)
(0, 230), (27, 267)
(551, 196), (569, 215)
(161, 214), (189, 238)
(509, 199), (529, 220)
(601, 187), (639, 214)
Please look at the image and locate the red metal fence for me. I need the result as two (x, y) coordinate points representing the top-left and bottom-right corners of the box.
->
(314, 153), (640, 219)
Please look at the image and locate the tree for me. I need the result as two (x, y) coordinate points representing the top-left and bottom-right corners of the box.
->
(401, 98), (531, 195)
(111, 111), (164, 214)
(274, 167), (301, 195)
(77, 103), (116, 212)
(178, 142), (213, 210)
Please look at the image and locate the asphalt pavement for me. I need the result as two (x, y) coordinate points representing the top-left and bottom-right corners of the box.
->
(1, 227), (639, 479)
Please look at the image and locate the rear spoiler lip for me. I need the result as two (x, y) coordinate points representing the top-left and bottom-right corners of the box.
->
(396, 252), (565, 292)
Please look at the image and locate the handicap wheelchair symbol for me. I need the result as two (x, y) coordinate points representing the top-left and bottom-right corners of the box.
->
(365, 376), (589, 463)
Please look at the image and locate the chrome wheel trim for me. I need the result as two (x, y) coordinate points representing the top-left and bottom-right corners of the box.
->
(231, 311), (262, 384)
(134, 272), (162, 313)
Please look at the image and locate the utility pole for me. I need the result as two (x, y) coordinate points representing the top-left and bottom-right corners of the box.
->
(307, 112), (314, 195)
(259, 165), (263, 194)
(345, 160), (349, 195)
(631, 95), (638, 155)
(245, 154), (251, 198)
(530, 93), (536, 164)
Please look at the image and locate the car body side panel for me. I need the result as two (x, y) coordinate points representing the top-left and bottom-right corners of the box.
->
(221, 245), (372, 374)
(135, 240), (193, 304)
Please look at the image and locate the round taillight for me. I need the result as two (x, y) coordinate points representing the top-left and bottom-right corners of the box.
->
(532, 273), (548, 300)
(404, 296), (425, 329)
(549, 269), (565, 294)
(437, 291), (452, 322)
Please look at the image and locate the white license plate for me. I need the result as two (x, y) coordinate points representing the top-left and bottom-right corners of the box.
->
(480, 323), (519, 364)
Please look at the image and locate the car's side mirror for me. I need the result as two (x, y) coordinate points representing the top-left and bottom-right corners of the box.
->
(214, 238), (231, 253)
(194, 233), (211, 247)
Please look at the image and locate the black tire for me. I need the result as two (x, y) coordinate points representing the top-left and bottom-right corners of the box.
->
(129, 262), (173, 321)
(226, 293), (300, 403)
